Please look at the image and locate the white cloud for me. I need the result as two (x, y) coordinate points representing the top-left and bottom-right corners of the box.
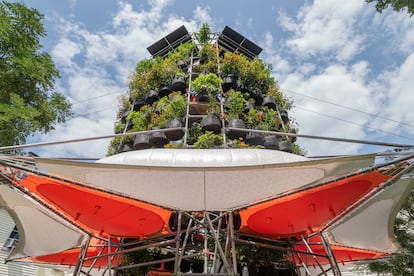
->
(280, 63), (378, 156)
(279, 0), (366, 62)
(52, 38), (82, 66)
(35, 0), (209, 158)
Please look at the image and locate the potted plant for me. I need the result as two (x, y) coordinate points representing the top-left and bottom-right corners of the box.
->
(127, 106), (152, 150)
(221, 74), (238, 92)
(194, 131), (223, 149)
(162, 92), (186, 141)
(191, 72), (222, 96)
(171, 72), (186, 94)
(225, 90), (247, 140)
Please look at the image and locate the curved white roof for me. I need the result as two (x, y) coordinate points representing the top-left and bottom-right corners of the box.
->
(34, 149), (375, 210)
(97, 148), (308, 167)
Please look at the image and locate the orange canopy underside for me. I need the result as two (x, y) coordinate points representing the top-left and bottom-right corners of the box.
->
(239, 171), (390, 238)
(12, 166), (392, 267)
(19, 175), (172, 238)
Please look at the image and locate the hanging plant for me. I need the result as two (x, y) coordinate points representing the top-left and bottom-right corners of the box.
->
(191, 73), (222, 94)
(226, 90), (247, 119)
(194, 131), (223, 149)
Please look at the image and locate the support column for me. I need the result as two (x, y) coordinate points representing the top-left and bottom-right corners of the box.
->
(73, 235), (91, 276)
(320, 232), (342, 276)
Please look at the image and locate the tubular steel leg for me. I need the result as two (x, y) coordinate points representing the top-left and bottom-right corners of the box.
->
(107, 237), (112, 276)
(174, 211), (183, 274)
(177, 216), (193, 271)
(229, 212), (238, 275)
(73, 235), (91, 276)
(300, 236), (328, 276)
(206, 212), (232, 273)
(320, 232), (342, 276)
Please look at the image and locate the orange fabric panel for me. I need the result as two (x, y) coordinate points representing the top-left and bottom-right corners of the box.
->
(18, 174), (172, 238)
(239, 171), (390, 238)
(26, 238), (122, 268)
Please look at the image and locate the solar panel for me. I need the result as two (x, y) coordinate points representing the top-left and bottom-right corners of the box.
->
(218, 26), (262, 59)
(147, 25), (192, 57)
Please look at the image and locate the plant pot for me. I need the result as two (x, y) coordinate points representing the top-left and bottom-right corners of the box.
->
(149, 128), (168, 147)
(264, 135), (279, 150)
(262, 96), (277, 110)
(120, 141), (133, 152)
(132, 98), (145, 111)
(238, 84), (250, 94)
(171, 76), (186, 93)
(176, 60), (188, 70)
(201, 114), (222, 134)
(289, 128), (297, 142)
(280, 110), (289, 124)
(243, 101), (255, 114)
(165, 119), (185, 141)
(145, 90), (159, 105)
(126, 121), (134, 130)
(168, 212), (190, 232)
(279, 140), (293, 153)
(245, 131), (264, 146)
(199, 53), (208, 64)
(121, 109), (129, 124)
(197, 90), (209, 103)
(133, 134), (150, 150)
(249, 88), (263, 106)
(158, 85), (171, 98)
(226, 119), (246, 140)
(221, 74), (237, 92)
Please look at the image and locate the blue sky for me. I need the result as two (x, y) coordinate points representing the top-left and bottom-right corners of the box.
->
(16, 0), (414, 158)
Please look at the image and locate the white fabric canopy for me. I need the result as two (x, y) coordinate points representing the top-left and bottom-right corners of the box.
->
(327, 174), (414, 253)
(0, 185), (85, 260)
(35, 149), (375, 210)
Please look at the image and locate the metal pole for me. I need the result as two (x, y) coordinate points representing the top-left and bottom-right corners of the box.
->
(73, 235), (91, 276)
(107, 237), (112, 276)
(300, 236), (328, 276)
(174, 211), (183, 274)
(229, 212), (238, 274)
(320, 232), (342, 276)
(206, 212), (232, 273)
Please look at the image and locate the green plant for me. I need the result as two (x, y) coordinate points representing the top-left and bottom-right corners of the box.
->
(196, 23), (211, 44)
(194, 131), (223, 148)
(164, 92), (186, 120)
(127, 106), (152, 131)
(191, 73), (222, 94)
(226, 91), (247, 119)
(187, 123), (202, 145)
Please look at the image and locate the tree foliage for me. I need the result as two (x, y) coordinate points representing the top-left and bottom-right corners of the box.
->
(0, 1), (72, 147)
(366, 0), (414, 16)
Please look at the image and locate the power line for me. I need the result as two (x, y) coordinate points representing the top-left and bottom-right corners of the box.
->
(284, 89), (414, 129)
(294, 106), (414, 141)
(68, 106), (117, 120)
(71, 91), (124, 105)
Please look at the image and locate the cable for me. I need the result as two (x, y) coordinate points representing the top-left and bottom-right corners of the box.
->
(294, 106), (414, 141)
(68, 106), (117, 119)
(70, 91), (124, 105)
(284, 89), (414, 129)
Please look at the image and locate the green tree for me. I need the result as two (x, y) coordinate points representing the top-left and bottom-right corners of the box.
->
(0, 1), (72, 147)
(366, 0), (414, 16)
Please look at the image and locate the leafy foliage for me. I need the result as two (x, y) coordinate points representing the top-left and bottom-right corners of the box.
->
(194, 131), (223, 148)
(366, 0), (414, 16)
(0, 1), (72, 146)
